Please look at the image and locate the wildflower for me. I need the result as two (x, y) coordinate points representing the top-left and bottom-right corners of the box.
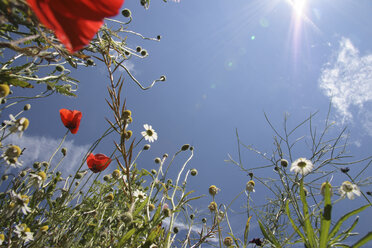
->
(86, 153), (111, 173)
(59, 109), (82, 134)
(10, 191), (31, 215)
(141, 124), (158, 143)
(223, 236), (234, 246)
(320, 182), (333, 197)
(339, 181), (361, 200)
(208, 201), (218, 212)
(208, 185), (219, 196)
(290, 158), (314, 175)
(26, 0), (125, 52)
(0, 233), (4, 245)
(0, 84), (10, 98)
(246, 180), (255, 192)
(133, 189), (146, 202)
(30, 171), (47, 188)
(4, 115), (29, 136)
(14, 223), (33, 243)
(2, 145), (23, 167)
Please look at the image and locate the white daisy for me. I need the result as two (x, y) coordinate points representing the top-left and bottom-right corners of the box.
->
(1, 145), (23, 167)
(133, 189), (147, 202)
(339, 181), (361, 200)
(141, 124), (158, 143)
(29, 171), (47, 188)
(290, 158), (314, 175)
(246, 180), (255, 192)
(4, 115), (29, 137)
(14, 223), (33, 243)
(9, 191), (31, 215)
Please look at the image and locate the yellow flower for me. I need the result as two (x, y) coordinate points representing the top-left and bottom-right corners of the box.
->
(0, 84), (10, 98)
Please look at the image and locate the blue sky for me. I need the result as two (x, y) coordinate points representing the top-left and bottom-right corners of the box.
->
(6, 0), (372, 245)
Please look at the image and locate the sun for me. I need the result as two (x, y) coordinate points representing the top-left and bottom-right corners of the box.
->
(286, 0), (307, 18)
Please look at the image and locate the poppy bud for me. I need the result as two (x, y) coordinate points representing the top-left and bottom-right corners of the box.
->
(144, 144), (150, 150)
(121, 8), (131, 18)
(154, 157), (161, 164)
(181, 144), (189, 151)
(23, 104), (31, 111)
(167, 179), (173, 185)
(160, 75), (166, 81)
(190, 169), (198, 176)
(56, 65), (64, 72)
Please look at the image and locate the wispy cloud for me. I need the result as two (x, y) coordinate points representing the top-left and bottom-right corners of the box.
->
(5, 134), (90, 174)
(319, 37), (372, 124)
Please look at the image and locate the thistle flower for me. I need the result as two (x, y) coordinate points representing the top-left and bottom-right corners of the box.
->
(246, 180), (255, 192)
(141, 124), (158, 143)
(339, 181), (361, 200)
(14, 223), (33, 243)
(290, 158), (314, 175)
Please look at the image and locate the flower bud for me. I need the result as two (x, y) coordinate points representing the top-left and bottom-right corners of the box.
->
(112, 169), (121, 180)
(154, 157), (161, 164)
(190, 214), (195, 220)
(160, 75), (166, 81)
(1, 175), (8, 181)
(56, 65), (64, 71)
(0, 84), (10, 98)
(20, 170), (27, 177)
(162, 208), (171, 217)
(143, 144), (151, 150)
(124, 130), (132, 139)
(223, 237), (234, 247)
(190, 169), (198, 176)
(33, 162), (41, 169)
(202, 218), (207, 223)
(320, 182), (333, 197)
(121, 8), (131, 18)
(86, 59), (95, 66)
(103, 175), (110, 181)
(181, 144), (190, 151)
(246, 180), (255, 192)
(208, 201), (217, 212)
(136, 46), (142, 52)
(148, 203), (155, 211)
(40, 225), (49, 233)
(140, 49), (147, 56)
(173, 227), (179, 233)
(61, 147), (67, 156)
(157, 35), (161, 40)
(42, 161), (49, 167)
(121, 212), (133, 223)
(341, 167), (350, 173)
(23, 104), (31, 111)
(151, 169), (157, 175)
(208, 185), (219, 196)
(105, 193), (114, 202)
(280, 159), (288, 167)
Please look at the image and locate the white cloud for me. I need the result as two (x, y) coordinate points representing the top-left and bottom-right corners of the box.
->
(319, 37), (372, 123)
(4, 134), (90, 174)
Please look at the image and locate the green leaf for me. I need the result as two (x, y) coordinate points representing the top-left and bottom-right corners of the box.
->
(116, 228), (136, 247)
(329, 217), (359, 245)
(244, 216), (252, 246)
(328, 204), (371, 241)
(133, 197), (149, 217)
(351, 232), (372, 248)
(300, 178), (316, 247)
(258, 220), (281, 247)
(319, 182), (332, 248)
(286, 200), (307, 242)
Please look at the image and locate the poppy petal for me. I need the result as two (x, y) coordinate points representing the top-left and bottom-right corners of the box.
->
(26, 0), (124, 52)
(59, 109), (82, 134)
(87, 153), (111, 173)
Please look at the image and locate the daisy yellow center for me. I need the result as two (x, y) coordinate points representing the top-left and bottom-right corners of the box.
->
(6, 145), (22, 158)
(146, 129), (153, 136)
(21, 195), (29, 204)
(342, 182), (353, 192)
(297, 161), (307, 168)
(37, 171), (47, 181)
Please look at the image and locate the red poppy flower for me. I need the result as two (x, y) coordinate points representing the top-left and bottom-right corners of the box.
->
(26, 0), (125, 52)
(87, 153), (111, 173)
(59, 109), (82, 134)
